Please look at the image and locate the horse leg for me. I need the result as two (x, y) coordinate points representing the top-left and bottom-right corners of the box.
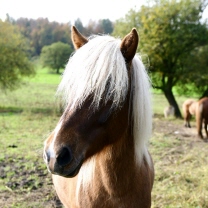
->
(184, 121), (187, 127)
(187, 114), (191, 128)
(184, 114), (189, 127)
(197, 118), (203, 139)
(204, 120), (208, 139)
(184, 118), (188, 127)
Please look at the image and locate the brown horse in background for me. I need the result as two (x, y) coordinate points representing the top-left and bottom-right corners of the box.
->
(182, 99), (197, 128)
(43, 26), (154, 207)
(195, 97), (208, 139)
(182, 97), (208, 139)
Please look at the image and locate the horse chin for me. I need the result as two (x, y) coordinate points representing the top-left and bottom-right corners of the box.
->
(53, 159), (84, 178)
(64, 159), (83, 178)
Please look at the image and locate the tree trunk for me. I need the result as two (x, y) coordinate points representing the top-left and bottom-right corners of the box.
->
(56, 68), (60, 74)
(163, 89), (182, 118)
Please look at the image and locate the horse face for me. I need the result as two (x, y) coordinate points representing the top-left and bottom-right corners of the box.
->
(43, 26), (139, 178)
(44, 97), (129, 178)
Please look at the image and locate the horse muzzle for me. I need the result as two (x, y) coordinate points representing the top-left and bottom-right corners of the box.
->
(43, 146), (83, 178)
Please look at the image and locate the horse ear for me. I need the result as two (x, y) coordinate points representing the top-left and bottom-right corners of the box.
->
(120, 28), (139, 63)
(71, 26), (88, 50)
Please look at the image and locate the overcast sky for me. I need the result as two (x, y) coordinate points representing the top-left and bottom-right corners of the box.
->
(0, 0), (207, 25)
(0, 0), (146, 25)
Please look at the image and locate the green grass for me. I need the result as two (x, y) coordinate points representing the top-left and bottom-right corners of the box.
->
(0, 67), (62, 207)
(150, 113), (208, 208)
(0, 68), (61, 110)
(0, 68), (61, 159)
(0, 65), (207, 207)
(150, 130), (208, 208)
(29, 67), (62, 84)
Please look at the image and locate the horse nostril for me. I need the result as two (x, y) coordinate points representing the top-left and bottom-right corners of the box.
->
(56, 147), (72, 167)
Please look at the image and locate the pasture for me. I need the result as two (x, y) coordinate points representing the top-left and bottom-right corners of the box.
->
(0, 67), (208, 207)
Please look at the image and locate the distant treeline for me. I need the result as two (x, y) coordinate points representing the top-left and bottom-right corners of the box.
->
(8, 15), (114, 56)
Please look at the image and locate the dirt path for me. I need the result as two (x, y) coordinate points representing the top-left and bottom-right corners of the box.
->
(153, 115), (207, 141)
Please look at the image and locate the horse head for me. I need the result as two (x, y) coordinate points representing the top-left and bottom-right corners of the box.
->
(43, 26), (139, 178)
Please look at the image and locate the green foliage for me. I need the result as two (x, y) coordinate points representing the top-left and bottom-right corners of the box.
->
(40, 42), (73, 74)
(113, 0), (208, 117)
(113, 9), (140, 37)
(0, 20), (35, 90)
(15, 17), (114, 56)
(138, 0), (208, 90)
(16, 18), (73, 56)
(175, 45), (208, 97)
(101, 19), (113, 34)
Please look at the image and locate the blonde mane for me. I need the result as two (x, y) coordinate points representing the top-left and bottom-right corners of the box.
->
(57, 34), (152, 166)
(57, 35), (128, 111)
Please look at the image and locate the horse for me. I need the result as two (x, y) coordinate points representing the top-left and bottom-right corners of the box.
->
(182, 97), (208, 139)
(182, 98), (197, 128)
(163, 105), (175, 118)
(195, 97), (208, 139)
(43, 26), (154, 208)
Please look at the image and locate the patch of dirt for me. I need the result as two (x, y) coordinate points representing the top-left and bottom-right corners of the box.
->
(0, 156), (62, 208)
(153, 114), (208, 142)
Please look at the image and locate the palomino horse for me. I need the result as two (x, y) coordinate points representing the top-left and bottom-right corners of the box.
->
(182, 97), (208, 139)
(43, 26), (154, 208)
(182, 99), (197, 128)
(195, 97), (208, 139)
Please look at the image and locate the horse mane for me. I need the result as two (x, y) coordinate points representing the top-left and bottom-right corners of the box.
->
(57, 34), (152, 166)
(131, 56), (152, 166)
(57, 35), (128, 111)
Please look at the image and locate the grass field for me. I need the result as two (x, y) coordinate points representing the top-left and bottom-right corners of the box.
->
(0, 67), (208, 207)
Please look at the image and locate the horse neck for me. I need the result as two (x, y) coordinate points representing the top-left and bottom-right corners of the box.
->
(94, 129), (137, 194)
(77, 90), (150, 196)
(76, 133), (152, 207)
(75, 101), (153, 207)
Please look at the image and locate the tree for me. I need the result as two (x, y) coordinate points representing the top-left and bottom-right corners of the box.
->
(175, 45), (208, 98)
(74, 18), (85, 34)
(40, 42), (73, 74)
(16, 17), (72, 56)
(0, 20), (35, 90)
(83, 19), (114, 35)
(113, 0), (208, 118)
(14, 17), (114, 56)
(101, 19), (113, 34)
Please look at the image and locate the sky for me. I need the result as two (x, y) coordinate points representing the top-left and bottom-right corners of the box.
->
(0, 0), (208, 25)
(0, 0), (146, 25)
